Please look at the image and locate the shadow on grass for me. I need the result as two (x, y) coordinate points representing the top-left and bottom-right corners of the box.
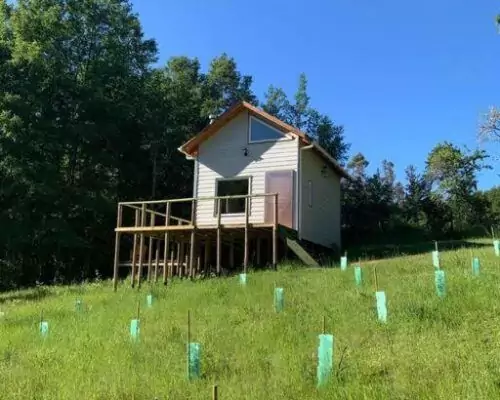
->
(348, 239), (493, 262)
(0, 286), (52, 304)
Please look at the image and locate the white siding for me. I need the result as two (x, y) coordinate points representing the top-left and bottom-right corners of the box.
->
(195, 110), (299, 226)
(299, 148), (341, 248)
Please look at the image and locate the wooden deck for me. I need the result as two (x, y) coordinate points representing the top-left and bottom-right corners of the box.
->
(112, 193), (279, 290)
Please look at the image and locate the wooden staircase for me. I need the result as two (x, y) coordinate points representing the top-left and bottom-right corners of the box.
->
(278, 226), (320, 267)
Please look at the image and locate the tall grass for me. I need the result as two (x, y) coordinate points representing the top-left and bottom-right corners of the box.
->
(0, 244), (499, 399)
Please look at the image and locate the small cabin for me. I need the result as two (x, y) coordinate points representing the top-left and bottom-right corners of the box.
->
(178, 101), (349, 249)
(113, 101), (350, 288)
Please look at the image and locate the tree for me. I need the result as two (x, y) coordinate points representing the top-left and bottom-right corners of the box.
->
(0, 0), (157, 286)
(425, 142), (490, 231)
(262, 73), (350, 164)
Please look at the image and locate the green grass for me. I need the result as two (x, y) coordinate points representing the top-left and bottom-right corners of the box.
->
(1, 242), (500, 399)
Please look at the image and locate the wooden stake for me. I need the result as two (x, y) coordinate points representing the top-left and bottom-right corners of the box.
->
(136, 300), (140, 320)
(373, 265), (379, 292)
(322, 315), (326, 334)
(212, 385), (218, 400)
(434, 240), (438, 252)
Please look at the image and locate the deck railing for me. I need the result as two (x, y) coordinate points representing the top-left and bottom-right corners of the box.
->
(116, 193), (279, 231)
(112, 193), (279, 290)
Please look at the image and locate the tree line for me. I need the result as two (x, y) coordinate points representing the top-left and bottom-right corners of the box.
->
(0, 0), (498, 289)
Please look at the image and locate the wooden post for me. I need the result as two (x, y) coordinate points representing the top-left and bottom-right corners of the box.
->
(196, 256), (201, 276)
(113, 204), (123, 291)
(147, 213), (154, 282)
(137, 203), (147, 289)
(189, 199), (197, 280)
(169, 250), (174, 278)
(176, 241), (182, 277)
(212, 385), (218, 400)
(216, 198), (222, 276)
(373, 265), (379, 292)
(243, 197), (249, 274)
(163, 202), (171, 285)
(131, 209), (139, 288)
(184, 255), (188, 278)
(204, 239), (211, 275)
(154, 239), (160, 283)
(272, 193), (278, 270)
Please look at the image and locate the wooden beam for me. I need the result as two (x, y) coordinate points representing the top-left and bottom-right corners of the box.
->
(113, 204), (123, 291)
(115, 225), (195, 233)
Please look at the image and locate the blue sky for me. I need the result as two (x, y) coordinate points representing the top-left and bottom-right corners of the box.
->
(133, 0), (499, 190)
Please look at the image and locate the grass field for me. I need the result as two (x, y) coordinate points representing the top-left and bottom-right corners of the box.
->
(1, 241), (500, 399)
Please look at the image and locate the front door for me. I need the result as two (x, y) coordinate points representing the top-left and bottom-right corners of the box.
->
(265, 170), (294, 229)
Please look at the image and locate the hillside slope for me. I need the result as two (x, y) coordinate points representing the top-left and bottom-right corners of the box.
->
(1, 243), (500, 399)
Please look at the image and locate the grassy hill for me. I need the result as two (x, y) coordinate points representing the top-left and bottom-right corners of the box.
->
(1, 241), (500, 399)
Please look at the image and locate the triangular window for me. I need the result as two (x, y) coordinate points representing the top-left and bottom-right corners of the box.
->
(249, 116), (285, 142)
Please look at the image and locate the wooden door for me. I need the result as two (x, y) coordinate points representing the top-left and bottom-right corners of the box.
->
(265, 170), (294, 228)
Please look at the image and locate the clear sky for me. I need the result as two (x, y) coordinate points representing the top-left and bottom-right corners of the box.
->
(132, 0), (499, 190)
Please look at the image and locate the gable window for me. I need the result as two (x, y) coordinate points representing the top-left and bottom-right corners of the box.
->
(215, 177), (250, 214)
(249, 116), (285, 143)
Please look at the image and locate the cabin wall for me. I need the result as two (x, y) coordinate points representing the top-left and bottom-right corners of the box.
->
(195, 110), (299, 226)
(299, 148), (341, 248)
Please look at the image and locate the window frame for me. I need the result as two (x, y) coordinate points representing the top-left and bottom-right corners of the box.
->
(214, 176), (252, 216)
(248, 115), (290, 144)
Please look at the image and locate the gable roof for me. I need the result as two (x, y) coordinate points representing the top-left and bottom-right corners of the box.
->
(178, 101), (350, 179)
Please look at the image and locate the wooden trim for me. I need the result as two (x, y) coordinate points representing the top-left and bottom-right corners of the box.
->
(179, 101), (304, 155)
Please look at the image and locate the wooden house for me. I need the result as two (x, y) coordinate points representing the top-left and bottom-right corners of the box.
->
(112, 101), (349, 290)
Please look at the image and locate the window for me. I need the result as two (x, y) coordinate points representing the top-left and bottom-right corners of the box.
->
(249, 116), (284, 142)
(215, 178), (250, 214)
(308, 180), (313, 207)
